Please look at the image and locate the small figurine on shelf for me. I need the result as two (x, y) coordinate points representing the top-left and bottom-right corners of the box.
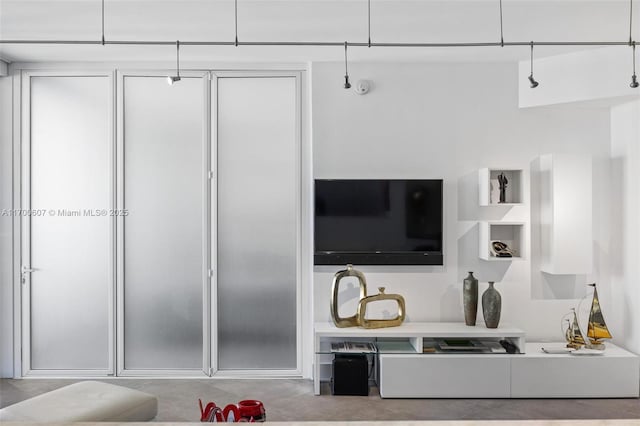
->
(491, 241), (514, 258)
(498, 172), (508, 203)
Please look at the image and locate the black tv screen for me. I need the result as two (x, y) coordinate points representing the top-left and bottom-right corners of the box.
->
(314, 179), (443, 265)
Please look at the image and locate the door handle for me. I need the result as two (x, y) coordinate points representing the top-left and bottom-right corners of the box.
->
(21, 266), (38, 284)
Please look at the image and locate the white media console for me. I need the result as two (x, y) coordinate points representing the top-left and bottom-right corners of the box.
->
(314, 322), (640, 398)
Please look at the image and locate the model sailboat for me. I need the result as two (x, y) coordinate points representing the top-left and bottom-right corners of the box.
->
(565, 308), (586, 349)
(564, 283), (612, 350)
(585, 283), (612, 349)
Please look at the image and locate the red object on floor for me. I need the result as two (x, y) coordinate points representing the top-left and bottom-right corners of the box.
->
(199, 399), (265, 422)
(199, 399), (221, 422)
(238, 400), (266, 422)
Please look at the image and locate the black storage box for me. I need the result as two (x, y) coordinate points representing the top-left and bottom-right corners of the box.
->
(331, 354), (369, 396)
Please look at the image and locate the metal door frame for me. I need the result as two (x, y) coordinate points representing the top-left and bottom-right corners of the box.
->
(19, 70), (116, 377)
(210, 71), (303, 377)
(115, 70), (211, 377)
(12, 67), (310, 379)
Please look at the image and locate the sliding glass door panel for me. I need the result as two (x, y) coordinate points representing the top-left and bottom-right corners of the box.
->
(216, 76), (298, 370)
(28, 76), (112, 371)
(122, 76), (205, 370)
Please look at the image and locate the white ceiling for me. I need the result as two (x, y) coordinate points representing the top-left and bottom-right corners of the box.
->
(0, 0), (637, 63)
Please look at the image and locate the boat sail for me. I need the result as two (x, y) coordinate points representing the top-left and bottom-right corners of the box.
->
(586, 283), (612, 349)
(565, 308), (586, 349)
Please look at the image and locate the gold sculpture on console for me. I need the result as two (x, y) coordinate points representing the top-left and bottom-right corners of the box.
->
(330, 264), (368, 327)
(330, 265), (406, 329)
(357, 287), (406, 329)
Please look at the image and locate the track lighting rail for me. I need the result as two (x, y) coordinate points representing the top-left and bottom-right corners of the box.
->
(0, 39), (634, 47)
(1, 0), (636, 90)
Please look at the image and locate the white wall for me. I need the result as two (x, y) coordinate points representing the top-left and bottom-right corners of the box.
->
(610, 100), (640, 356)
(518, 47), (640, 108)
(515, 45), (639, 354)
(311, 61), (612, 342)
(0, 75), (13, 377)
(0, 60), (628, 378)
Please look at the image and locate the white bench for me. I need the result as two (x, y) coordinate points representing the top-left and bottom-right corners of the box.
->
(0, 381), (158, 422)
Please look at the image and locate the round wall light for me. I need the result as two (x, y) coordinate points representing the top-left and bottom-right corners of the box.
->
(354, 80), (371, 95)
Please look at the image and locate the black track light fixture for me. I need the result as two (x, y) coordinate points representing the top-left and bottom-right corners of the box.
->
(499, 0), (504, 47)
(629, 0), (638, 88)
(368, 0), (372, 48)
(631, 42), (639, 88)
(234, 0), (239, 46)
(167, 40), (181, 85)
(528, 41), (539, 88)
(343, 41), (351, 89)
(167, 75), (181, 85)
(101, 0), (105, 45)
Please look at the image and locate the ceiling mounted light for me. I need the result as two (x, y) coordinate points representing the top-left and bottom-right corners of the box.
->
(630, 1), (638, 88)
(631, 42), (639, 88)
(234, 0), (239, 46)
(167, 40), (181, 85)
(528, 41), (539, 88)
(101, 0), (105, 45)
(499, 0), (504, 47)
(630, 0), (635, 46)
(367, 0), (372, 48)
(343, 41), (351, 89)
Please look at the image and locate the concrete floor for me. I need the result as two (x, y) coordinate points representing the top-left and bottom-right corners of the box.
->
(1, 378), (640, 422)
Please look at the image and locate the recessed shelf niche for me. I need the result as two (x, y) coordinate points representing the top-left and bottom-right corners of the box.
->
(478, 168), (523, 206)
(479, 221), (525, 261)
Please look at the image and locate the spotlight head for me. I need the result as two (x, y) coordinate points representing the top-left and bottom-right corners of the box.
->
(343, 75), (351, 89)
(631, 74), (639, 88)
(167, 76), (181, 85)
(528, 74), (539, 88)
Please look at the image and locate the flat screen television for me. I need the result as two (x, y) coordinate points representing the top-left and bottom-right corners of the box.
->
(314, 179), (443, 265)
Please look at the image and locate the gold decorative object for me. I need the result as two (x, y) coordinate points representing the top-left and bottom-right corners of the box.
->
(356, 287), (406, 329)
(564, 308), (586, 349)
(330, 264), (367, 328)
(585, 283), (612, 350)
(563, 283), (612, 350)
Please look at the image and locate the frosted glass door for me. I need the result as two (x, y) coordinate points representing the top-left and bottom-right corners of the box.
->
(27, 76), (112, 371)
(122, 76), (206, 370)
(216, 76), (298, 370)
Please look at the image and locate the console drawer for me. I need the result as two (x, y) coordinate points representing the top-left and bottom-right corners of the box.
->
(378, 354), (510, 398)
(511, 352), (640, 398)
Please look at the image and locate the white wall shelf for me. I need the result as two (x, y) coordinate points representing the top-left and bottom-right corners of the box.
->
(479, 168), (523, 206)
(479, 221), (525, 261)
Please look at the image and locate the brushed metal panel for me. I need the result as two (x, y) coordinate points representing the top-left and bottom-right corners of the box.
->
(123, 76), (204, 370)
(30, 76), (111, 370)
(217, 77), (297, 370)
